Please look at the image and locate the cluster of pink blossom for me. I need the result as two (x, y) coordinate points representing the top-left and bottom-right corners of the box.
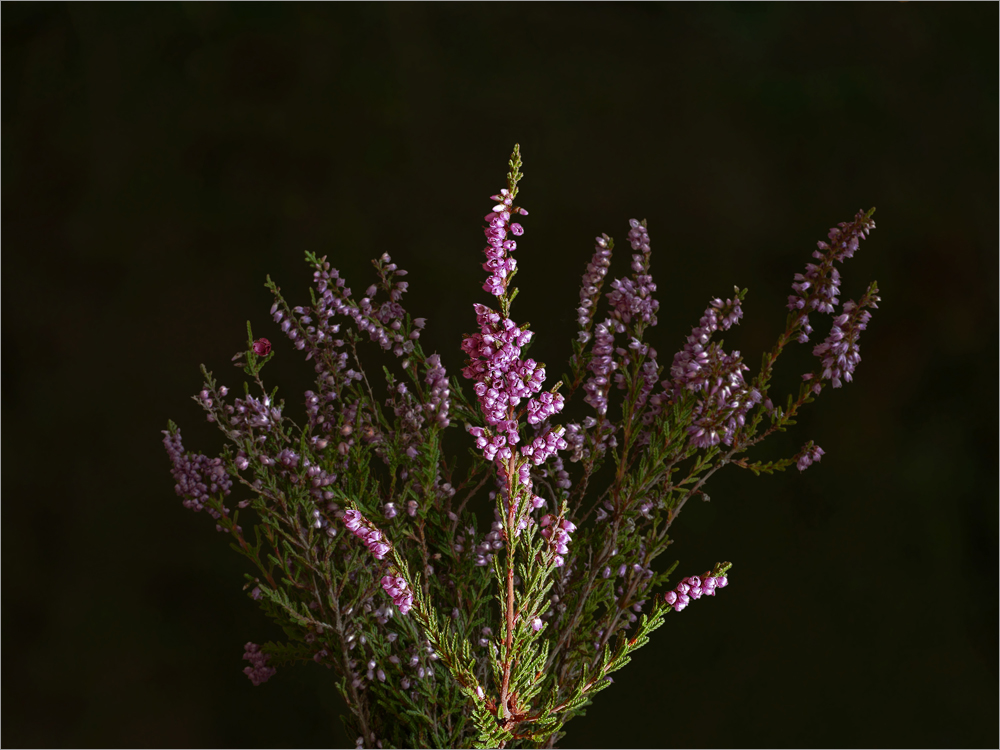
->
(583, 319), (617, 416)
(562, 418), (618, 464)
(228, 392), (284, 433)
(606, 219), (659, 332)
(462, 307), (542, 411)
(243, 642), (276, 686)
(787, 209), (876, 344)
(481, 188), (527, 297)
(422, 353), (451, 428)
(795, 442), (825, 472)
(807, 290), (879, 390)
(670, 295), (744, 393)
(472, 517), (505, 567)
(690, 351), (761, 449)
(582, 220), (660, 421)
(380, 575), (414, 615)
(540, 514), (577, 567)
(301, 254), (415, 359)
(663, 572), (728, 612)
(667, 295), (761, 448)
(461, 193), (566, 470)
(575, 234), (613, 341)
(162, 427), (232, 517)
(343, 509), (391, 560)
(521, 426), (569, 466)
(789, 260), (842, 316)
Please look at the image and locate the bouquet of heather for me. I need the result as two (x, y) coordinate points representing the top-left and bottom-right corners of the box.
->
(164, 145), (878, 749)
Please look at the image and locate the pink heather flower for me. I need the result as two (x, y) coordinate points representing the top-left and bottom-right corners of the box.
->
(576, 234), (613, 338)
(540, 514), (576, 566)
(342, 510), (392, 560)
(666, 294), (761, 449)
(665, 573), (728, 612)
(787, 209), (876, 343)
(381, 575), (414, 615)
(806, 283), (879, 389)
(479, 196), (521, 298)
(796, 442), (825, 472)
(252, 338), (272, 356)
(461, 182), (566, 471)
(423, 353), (451, 428)
(669, 296), (744, 394)
(607, 222), (658, 332)
(162, 427), (233, 515)
(242, 642), (276, 686)
(343, 509), (363, 532)
(531, 616), (543, 632)
(583, 318), (617, 415)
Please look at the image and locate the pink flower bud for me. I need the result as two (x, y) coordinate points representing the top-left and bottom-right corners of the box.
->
(343, 510), (363, 532)
(252, 338), (271, 356)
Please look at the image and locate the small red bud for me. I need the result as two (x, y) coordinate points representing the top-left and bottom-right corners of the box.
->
(253, 338), (271, 356)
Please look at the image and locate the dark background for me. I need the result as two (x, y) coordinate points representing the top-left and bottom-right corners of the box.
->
(3, 3), (996, 748)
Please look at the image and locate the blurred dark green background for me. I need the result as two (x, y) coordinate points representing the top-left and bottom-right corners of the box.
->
(3, 3), (996, 748)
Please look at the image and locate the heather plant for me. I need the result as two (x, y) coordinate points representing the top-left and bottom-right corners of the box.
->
(164, 145), (879, 749)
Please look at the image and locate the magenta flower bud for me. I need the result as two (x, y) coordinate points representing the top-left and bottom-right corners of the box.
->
(510, 223), (524, 236)
(664, 591), (677, 606)
(252, 338), (271, 356)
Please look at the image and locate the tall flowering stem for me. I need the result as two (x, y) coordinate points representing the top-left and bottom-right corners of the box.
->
(461, 145), (570, 732)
